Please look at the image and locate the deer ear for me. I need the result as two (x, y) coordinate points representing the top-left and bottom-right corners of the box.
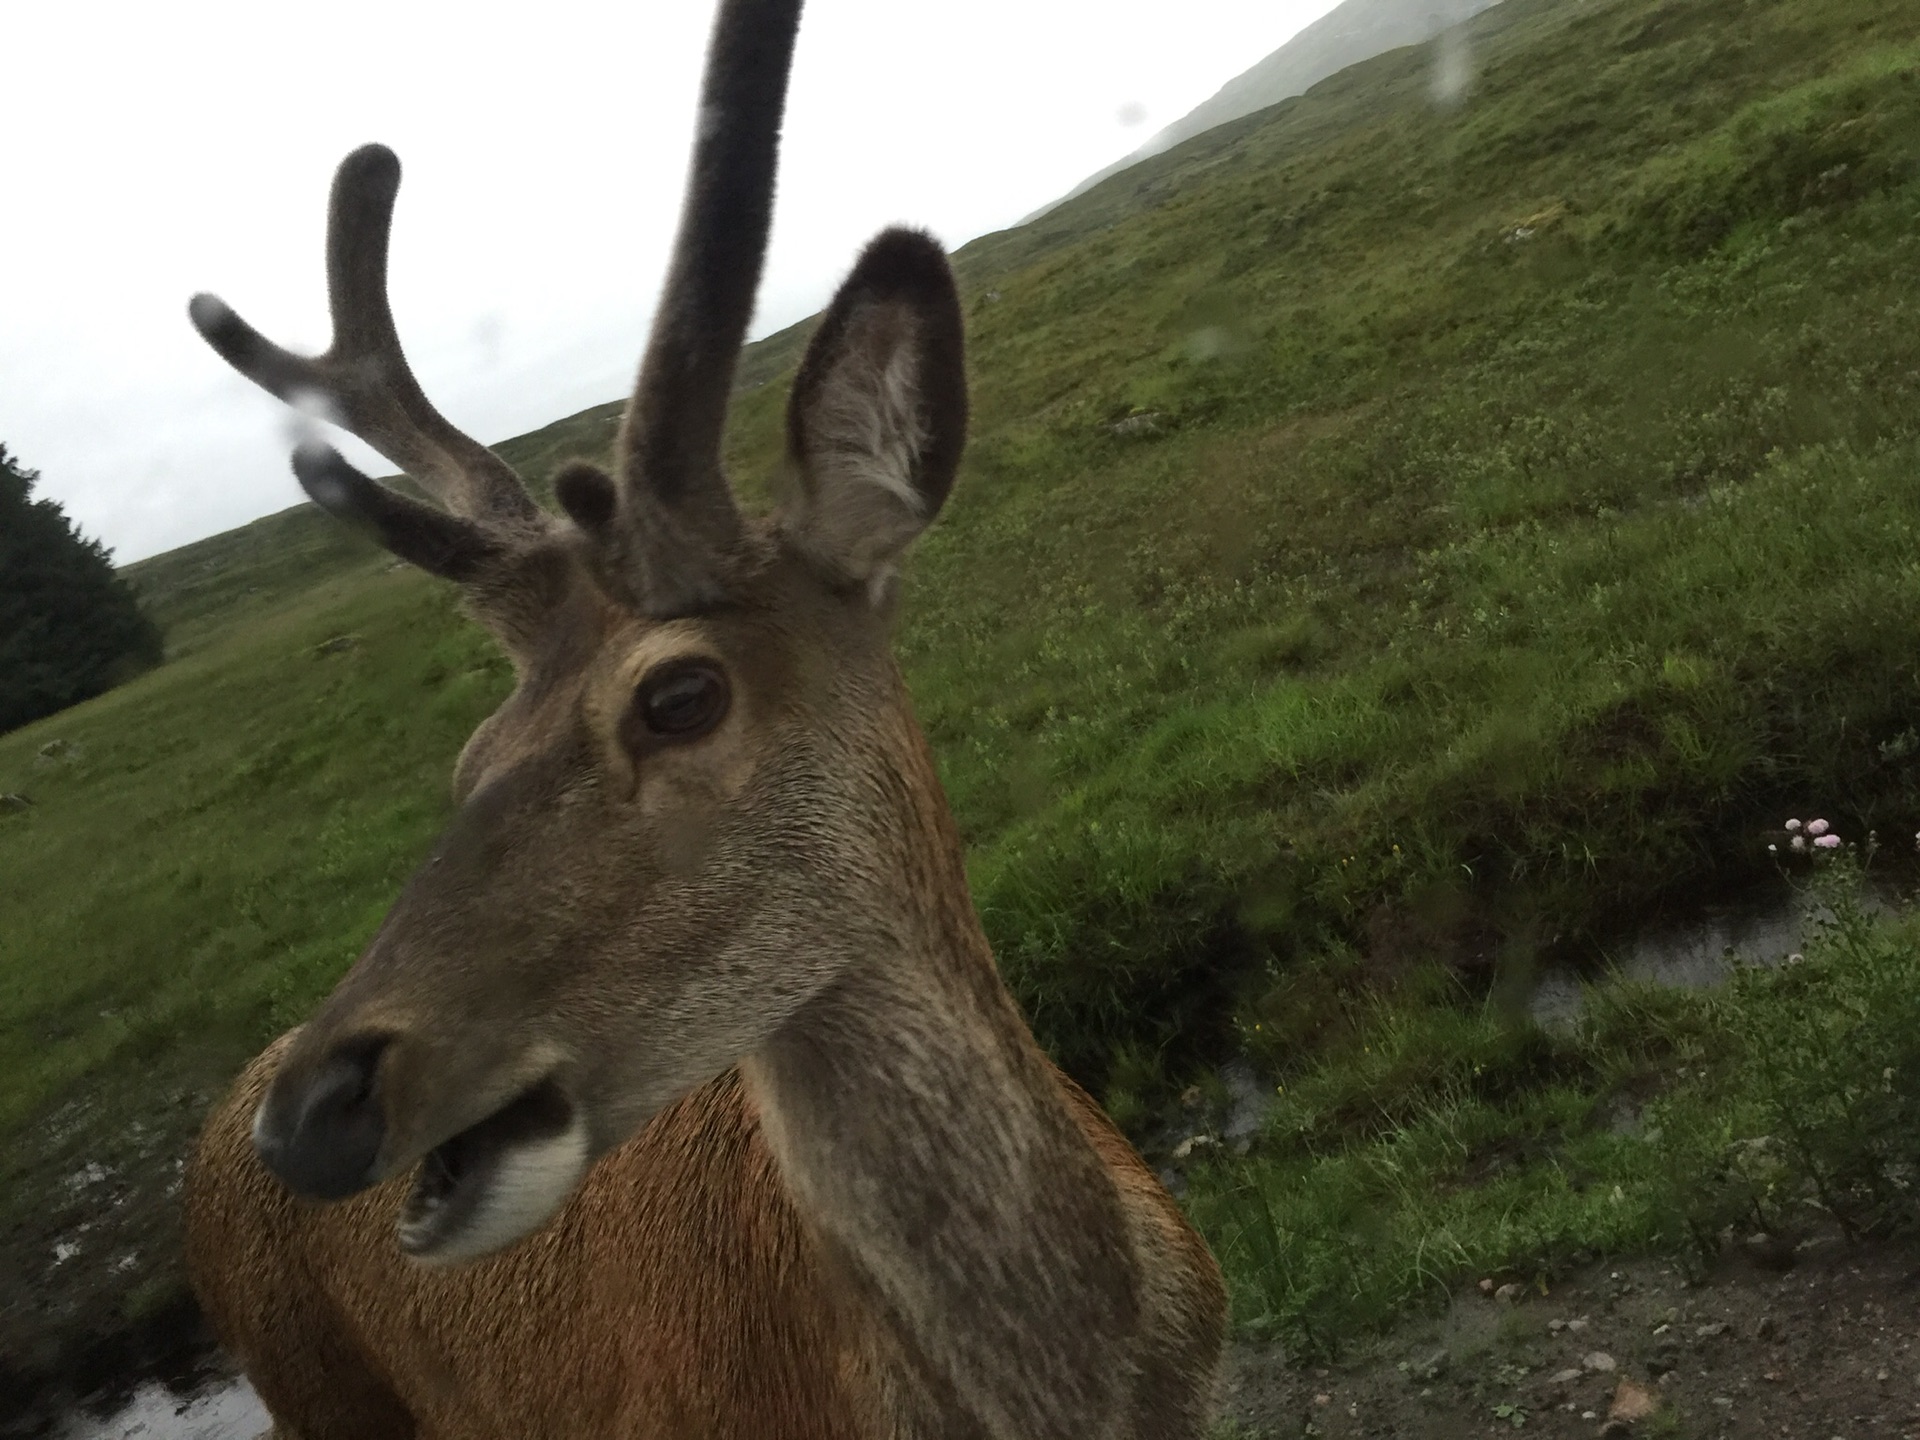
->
(782, 228), (967, 587)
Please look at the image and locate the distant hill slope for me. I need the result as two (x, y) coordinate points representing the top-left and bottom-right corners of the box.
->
(120, 400), (627, 657)
(120, 0), (1507, 632)
(1031, 0), (1505, 220)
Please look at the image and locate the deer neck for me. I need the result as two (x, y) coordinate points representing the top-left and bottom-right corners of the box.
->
(740, 725), (1139, 1433)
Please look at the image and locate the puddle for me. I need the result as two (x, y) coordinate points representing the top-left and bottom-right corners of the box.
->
(59, 1377), (266, 1440)
(1220, 1059), (1271, 1146)
(1528, 882), (1896, 1027)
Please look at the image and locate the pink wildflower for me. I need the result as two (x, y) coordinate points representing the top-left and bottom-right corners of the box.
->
(1785, 818), (1803, 832)
(1807, 818), (1830, 837)
(1814, 833), (1842, 850)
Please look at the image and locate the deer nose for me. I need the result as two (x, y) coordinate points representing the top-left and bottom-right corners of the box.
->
(253, 1037), (390, 1200)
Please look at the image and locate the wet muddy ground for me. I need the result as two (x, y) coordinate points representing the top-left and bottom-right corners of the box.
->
(55, 1378), (265, 1440)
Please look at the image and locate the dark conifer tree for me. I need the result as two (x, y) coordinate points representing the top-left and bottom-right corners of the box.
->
(0, 444), (163, 734)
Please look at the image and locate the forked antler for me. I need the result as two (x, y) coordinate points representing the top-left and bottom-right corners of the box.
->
(189, 146), (544, 536)
(192, 0), (805, 607)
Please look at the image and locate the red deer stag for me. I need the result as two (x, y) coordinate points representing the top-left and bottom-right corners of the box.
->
(183, 1), (1226, 1434)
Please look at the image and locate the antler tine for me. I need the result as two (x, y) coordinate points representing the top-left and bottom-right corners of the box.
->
(190, 145), (544, 534)
(610, 0), (804, 605)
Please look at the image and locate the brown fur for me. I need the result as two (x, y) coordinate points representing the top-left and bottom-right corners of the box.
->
(186, 601), (1226, 1436)
(190, 1051), (870, 1439)
(183, 2), (1226, 1433)
(189, 995), (1223, 1437)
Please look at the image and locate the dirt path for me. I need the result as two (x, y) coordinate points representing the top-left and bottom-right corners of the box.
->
(1220, 1234), (1920, 1438)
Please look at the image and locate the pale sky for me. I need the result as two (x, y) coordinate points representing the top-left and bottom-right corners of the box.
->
(3, 0), (1343, 563)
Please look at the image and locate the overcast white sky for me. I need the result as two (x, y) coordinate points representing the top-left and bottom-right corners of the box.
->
(3, 0), (1343, 563)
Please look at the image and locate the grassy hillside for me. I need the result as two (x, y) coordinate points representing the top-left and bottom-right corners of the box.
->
(10, 0), (1920, 1391)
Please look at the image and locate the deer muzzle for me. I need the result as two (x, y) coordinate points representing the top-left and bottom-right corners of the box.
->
(253, 1025), (591, 1263)
(252, 1034), (391, 1201)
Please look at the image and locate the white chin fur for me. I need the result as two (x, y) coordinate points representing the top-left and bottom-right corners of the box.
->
(407, 1113), (591, 1266)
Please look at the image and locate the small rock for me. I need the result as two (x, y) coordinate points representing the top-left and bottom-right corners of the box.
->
(63, 1161), (113, 1193)
(1548, 1319), (1566, 1333)
(1566, 1318), (1591, 1333)
(1170, 1134), (1217, 1160)
(37, 739), (69, 759)
(1710, 1396), (1733, 1409)
(1495, 1282), (1524, 1305)
(1548, 1368), (1583, 1386)
(1479, 1277), (1496, 1294)
(1599, 1422), (1632, 1439)
(1583, 1352), (1617, 1374)
(1410, 1348), (1450, 1382)
(1756, 1314), (1779, 1341)
(1609, 1379), (1659, 1424)
(1104, 411), (1168, 440)
(1744, 1231), (1797, 1272)
(0, 793), (32, 811)
(1312, 1393), (1331, 1406)
(1694, 1321), (1731, 1340)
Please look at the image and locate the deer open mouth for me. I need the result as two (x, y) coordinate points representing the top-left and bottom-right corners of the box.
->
(396, 1077), (588, 1264)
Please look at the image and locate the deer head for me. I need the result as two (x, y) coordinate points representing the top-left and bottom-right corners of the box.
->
(191, 0), (968, 1264)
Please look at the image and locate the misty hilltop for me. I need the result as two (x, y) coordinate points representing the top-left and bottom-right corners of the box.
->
(1035, 0), (1504, 218)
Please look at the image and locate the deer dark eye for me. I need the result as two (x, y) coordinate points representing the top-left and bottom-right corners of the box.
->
(633, 660), (730, 742)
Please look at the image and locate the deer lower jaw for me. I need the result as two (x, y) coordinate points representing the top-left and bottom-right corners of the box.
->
(396, 1077), (587, 1265)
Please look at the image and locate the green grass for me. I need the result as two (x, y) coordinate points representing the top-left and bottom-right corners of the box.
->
(0, 572), (507, 1139)
(9, 0), (1920, 1369)
(1183, 857), (1920, 1358)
